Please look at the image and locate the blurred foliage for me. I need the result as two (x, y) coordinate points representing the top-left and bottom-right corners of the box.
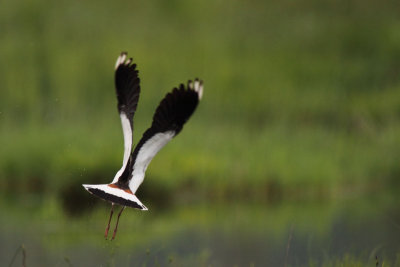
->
(2, 1), (400, 265)
(1, 192), (399, 265)
(1, 0), (400, 204)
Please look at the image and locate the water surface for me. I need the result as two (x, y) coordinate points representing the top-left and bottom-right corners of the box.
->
(1, 193), (399, 266)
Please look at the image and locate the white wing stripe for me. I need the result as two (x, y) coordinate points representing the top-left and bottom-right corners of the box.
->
(112, 113), (133, 183)
(128, 131), (175, 193)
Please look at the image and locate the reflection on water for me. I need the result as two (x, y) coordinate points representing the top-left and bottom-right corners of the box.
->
(1, 194), (399, 266)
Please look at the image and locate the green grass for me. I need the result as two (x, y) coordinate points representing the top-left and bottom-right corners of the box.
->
(2, 191), (399, 266)
(1, 0), (400, 202)
(306, 254), (400, 267)
(2, 2), (400, 265)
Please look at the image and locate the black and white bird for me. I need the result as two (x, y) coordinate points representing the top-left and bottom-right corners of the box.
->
(83, 52), (203, 240)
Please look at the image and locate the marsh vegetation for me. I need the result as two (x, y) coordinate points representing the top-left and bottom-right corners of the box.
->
(1, 0), (400, 266)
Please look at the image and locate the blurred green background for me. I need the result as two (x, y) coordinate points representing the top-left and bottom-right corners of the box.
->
(1, 0), (400, 266)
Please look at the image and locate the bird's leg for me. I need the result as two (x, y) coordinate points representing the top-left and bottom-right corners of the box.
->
(104, 204), (114, 239)
(112, 206), (125, 240)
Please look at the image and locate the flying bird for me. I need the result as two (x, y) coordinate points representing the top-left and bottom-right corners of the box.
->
(83, 52), (203, 240)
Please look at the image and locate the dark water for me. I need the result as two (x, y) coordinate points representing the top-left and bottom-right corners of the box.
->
(1, 194), (399, 266)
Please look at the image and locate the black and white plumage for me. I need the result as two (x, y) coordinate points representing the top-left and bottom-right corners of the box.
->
(82, 52), (203, 239)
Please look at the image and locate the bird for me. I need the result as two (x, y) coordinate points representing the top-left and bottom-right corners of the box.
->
(83, 52), (203, 240)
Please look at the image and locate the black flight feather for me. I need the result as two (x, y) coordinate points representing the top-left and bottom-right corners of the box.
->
(115, 53), (141, 126)
(116, 80), (201, 187)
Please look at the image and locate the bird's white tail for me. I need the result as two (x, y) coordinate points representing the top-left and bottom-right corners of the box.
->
(82, 184), (148, 210)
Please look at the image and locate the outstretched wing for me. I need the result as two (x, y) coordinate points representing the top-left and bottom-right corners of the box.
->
(123, 79), (203, 192)
(111, 52), (141, 183)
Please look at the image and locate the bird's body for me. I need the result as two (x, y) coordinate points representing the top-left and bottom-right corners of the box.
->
(83, 52), (203, 239)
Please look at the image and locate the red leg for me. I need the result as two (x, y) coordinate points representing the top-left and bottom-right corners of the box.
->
(104, 204), (114, 239)
(112, 206), (125, 240)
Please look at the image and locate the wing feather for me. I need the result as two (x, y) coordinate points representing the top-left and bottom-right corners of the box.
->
(111, 52), (141, 183)
(118, 79), (203, 192)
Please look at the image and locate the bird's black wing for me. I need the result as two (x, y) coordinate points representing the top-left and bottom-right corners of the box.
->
(118, 79), (203, 190)
(111, 52), (141, 184)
